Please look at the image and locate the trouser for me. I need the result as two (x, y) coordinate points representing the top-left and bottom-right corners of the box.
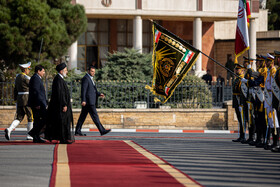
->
(255, 110), (266, 143)
(247, 102), (255, 140)
(28, 106), (47, 138)
(75, 105), (106, 134)
(235, 106), (244, 139)
(14, 106), (33, 122)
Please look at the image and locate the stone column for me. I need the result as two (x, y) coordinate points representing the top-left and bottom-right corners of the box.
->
(68, 41), (78, 70)
(249, 18), (257, 71)
(193, 17), (203, 76)
(133, 16), (142, 53)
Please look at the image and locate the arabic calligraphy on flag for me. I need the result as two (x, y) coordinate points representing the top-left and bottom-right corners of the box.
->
(146, 23), (200, 103)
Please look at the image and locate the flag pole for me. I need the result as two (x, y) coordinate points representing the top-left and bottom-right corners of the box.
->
(151, 20), (241, 78)
(38, 38), (44, 63)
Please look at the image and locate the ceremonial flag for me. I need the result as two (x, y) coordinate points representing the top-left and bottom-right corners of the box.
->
(234, 0), (251, 63)
(146, 22), (199, 104)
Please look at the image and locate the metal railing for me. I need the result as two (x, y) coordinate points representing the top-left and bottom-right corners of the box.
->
(0, 80), (232, 108)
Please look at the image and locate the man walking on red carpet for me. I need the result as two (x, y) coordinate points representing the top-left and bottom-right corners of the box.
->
(75, 66), (111, 136)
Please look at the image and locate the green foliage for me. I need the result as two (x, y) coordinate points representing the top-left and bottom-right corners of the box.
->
(164, 75), (212, 108)
(0, 0), (87, 66)
(267, 0), (280, 30)
(95, 48), (153, 82)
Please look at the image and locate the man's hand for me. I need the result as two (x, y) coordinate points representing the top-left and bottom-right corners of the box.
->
(100, 93), (105, 99)
(81, 102), (86, 107)
(35, 106), (40, 110)
(63, 106), (67, 112)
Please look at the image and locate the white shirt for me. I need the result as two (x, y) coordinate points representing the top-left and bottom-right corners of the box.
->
(87, 73), (95, 86)
(36, 73), (42, 79)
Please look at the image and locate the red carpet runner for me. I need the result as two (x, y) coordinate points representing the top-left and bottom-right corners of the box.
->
(50, 140), (202, 187)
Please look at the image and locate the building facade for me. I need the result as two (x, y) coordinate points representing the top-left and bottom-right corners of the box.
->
(69, 0), (268, 79)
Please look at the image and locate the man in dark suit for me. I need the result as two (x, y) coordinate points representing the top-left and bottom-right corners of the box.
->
(28, 65), (47, 143)
(75, 66), (111, 136)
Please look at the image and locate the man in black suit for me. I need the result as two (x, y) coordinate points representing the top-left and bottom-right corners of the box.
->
(28, 65), (47, 143)
(75, 66), (111, 136)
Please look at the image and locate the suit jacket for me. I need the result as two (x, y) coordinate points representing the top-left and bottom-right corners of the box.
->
(81, 74), (100, 106)
(28, 73), (47, 108)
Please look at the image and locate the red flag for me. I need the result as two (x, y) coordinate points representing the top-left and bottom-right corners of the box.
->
(234, 0), (250, 63)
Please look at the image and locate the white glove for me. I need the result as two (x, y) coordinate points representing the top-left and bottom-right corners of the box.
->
(241, 78), (248, 83)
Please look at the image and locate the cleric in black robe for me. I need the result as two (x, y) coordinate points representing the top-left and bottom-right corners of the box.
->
(45, 63), (74, 144)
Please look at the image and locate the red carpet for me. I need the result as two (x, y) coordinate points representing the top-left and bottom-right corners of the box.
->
(0, 140), (57, 145)
(50, 140), (202, 187)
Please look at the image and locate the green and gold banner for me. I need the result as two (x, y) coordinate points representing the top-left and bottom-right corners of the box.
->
(146, 22), (200, 103)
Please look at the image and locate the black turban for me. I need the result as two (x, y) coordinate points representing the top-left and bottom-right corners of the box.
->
(56, 63), (67, 72)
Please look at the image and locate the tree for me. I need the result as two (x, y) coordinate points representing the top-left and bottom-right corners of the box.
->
(95, 48), (153, 82)
(0, 0), (87, 66)
(267, 0), (280, 30)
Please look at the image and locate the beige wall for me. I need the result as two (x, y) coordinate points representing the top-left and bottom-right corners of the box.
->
(0, 105), (238, 130)
(77, 0), (255, 20)
(214, 9), (268, 40)
(203, 0), (237, 13)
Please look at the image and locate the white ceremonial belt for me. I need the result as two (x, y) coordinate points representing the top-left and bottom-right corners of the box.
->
(18, 92), (29, 95)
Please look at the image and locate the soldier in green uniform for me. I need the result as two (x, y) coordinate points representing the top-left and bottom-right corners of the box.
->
(4, 62), (33, 140)
(232, 64), (246, 142)
(271, 50), (280, 152)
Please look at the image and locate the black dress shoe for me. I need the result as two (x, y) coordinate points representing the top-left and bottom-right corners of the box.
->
(264, 143), (272, 150)
(255, 142), (264, 148)
(33, 136), (46, 143)
(101, 129), (111, 136)
(232, 138), (242, 142)
(60, 140), (72, 144)
(271, 146), (280, 152)
(241, 139), (252, 144)
(75, 133), (86, 136)
(249, 140), (256, 146)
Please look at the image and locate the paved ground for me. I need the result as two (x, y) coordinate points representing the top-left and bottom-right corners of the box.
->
(0, 131), (280, 187)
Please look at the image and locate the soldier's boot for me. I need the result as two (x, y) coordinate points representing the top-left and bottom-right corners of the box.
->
(26, 122), (33, 140)
(4, 120), (20, 140)
(248, 133), (256, 145)
(264, 127), (272, 150)
(271, 128), (280, 152)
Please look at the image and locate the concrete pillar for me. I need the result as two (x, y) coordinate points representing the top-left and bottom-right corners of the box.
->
(249, 18), (257, 71)
(193, 17), (203, 77)
(133, 16), (142, 53)
(68, 41), (78, 70)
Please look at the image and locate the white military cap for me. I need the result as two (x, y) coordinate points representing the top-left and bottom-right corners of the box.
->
(267, 53), (274, 60)
(19, 61), (31, 69)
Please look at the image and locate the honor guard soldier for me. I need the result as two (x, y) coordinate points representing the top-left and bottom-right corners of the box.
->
(232, 64), (246, 142)
(243, 55), (267, 147)
(241, 57), (256, 144)
(271, 50), (280, 152)
(263, 53), (278, 150)
(4, 62), (33, 140)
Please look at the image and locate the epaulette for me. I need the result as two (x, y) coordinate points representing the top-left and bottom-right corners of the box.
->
(271, 67), (277, 77)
